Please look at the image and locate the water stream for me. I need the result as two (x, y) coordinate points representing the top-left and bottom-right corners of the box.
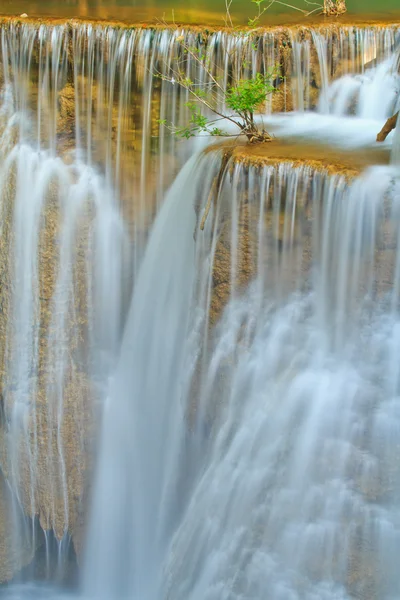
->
(82, 152), (400, 599)
(0, 13), (399, 600)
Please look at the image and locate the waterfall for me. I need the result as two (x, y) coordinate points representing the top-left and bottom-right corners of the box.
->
(0, 13), (400, 596)
(0, 20), (398, 131)
(0, 78), (128, 580)
(83, 153), (212, 599)
(321, 47), (400, 119)
(261, 25), (400, 149)
(85, 152), (400, 599)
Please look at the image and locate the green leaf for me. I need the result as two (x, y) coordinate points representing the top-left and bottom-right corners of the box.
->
(226, 72), (275, 114)
(248, 17), (260, 26)
(210, 127), (225, 136)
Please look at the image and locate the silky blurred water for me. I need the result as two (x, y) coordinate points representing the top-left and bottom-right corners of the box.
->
(0, 0), (399, 24)
(0, 6), (399, 600)
(0, 584), (75, 599)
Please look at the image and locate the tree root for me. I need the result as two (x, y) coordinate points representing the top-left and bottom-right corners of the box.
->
(376, 112), (399, 142)
(248, 132), (273, 144)
(323, 0), (347, 15)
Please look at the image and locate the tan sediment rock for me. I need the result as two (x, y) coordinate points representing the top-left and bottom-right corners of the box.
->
(0, 161), (98, 576)
(58, 83), (76, 148)
(0, 369), (94, 542)
(209, 201), (255, 326)
(203, 136), (397, 345)
(0, 168), (16, 398)
(0, 472), (37, 583)
(204, 140), (376, 327)
(56, 76), (165, 232)
(228, 140), (386, 177)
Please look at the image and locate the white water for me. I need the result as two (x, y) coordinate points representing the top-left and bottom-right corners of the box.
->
(158, 167), (400, 600)
(163, 293), (400, 600)
(0, 84), (128, 576)
(323, 54), (400, 120)
(84, 152), (225, 599)
(83, 157), (400, 599)
(263, 33), (400, 155)
(1, 15), (400, 600)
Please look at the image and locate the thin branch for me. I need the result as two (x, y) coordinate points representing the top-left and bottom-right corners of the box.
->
(249, 0), (310, 24)
(155, 69), (244, 130)
(303, 0), (323, 7)
(265, 0), (310, 15)
(177, 40), (226, 95)
(306, 6), (324, 15)
(224, 0), (234, 28)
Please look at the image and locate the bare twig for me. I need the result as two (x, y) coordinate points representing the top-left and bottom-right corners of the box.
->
(154, 68), (244, 130)
(224, 0), (234, 28)
(306, 6), (324, 15)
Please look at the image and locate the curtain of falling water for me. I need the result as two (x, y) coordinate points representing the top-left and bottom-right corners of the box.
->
(0, 23), (130, 581)
(0, 17), (398, 586)
(288, 26), (399, 114)
(84, 153), (222, 600)
(87, 152), (400, 600)
(321, 41), (400, 119)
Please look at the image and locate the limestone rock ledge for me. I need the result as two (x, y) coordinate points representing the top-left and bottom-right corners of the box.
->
(0, 472), (39, 583)
(187, 142), (374, 431)
(204, 141), (371, 326)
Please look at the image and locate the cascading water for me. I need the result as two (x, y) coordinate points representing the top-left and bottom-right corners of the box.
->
(86, 154), (400, 599)
(0, 12), (400, 600)
(84, 153), (222, 600)
(264, 25), (400, 151)
(0, 65), (128, 583)
(323, 49), (400, 119)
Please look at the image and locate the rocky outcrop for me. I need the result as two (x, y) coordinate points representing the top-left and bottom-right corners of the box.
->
(0, 369), (94, 542)
(204, 142), (366, 325)
(0, 472), (38, 583)
(58, 83), (76, 148)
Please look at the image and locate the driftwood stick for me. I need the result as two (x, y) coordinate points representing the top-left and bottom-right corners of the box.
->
(200, 178), (218, 231)
(377, 112), (399, 142)
(199, 149), (233, 232)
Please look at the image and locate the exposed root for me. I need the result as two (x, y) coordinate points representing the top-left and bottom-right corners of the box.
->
(247, 132), (274, 144)
(376, 112), (399, 142)
(242, 125), (274, 144)
(323, 0), (347, 16)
